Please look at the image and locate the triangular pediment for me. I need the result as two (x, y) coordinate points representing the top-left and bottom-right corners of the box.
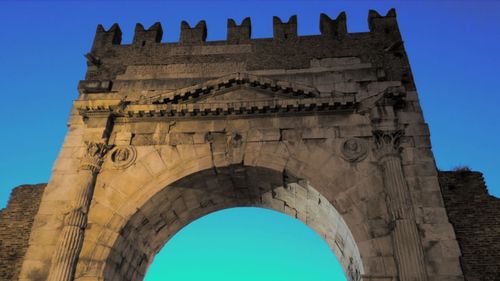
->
(201, 88), (283, 103)
(76, 72), (358, 119)
(142, 73), (319, 105)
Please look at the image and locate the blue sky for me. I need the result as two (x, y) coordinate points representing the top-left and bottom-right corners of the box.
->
(0, 1), (499, 280)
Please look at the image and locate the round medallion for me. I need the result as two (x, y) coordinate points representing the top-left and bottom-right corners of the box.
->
(340, 138), (368, 163)
(110, 146), (137, 169)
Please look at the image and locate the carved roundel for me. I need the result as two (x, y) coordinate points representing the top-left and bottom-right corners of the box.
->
(109, 146), (137, 169)
(340, 138), (368, 163)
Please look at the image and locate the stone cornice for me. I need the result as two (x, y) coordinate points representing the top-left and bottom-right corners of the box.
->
(75, 74), (361, 120)
(75, 99), (124, 118)
(75, 83), (408, 121)
(117, 95), (356, 119)
(74, 99), (123, 111)
(76, 95), (357, 120)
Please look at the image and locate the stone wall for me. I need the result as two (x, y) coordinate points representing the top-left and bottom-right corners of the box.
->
(439, 171), (500, 281)
(0, 184), (45, 281)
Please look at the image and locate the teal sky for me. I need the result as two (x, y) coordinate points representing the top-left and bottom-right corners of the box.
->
(145, 207), (346, 281)
(1, 1), (499, 280)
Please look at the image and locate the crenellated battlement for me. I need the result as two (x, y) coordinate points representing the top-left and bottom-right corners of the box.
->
(83, 9), (410, 92)
(319, 12), (347, 38)
(227, 17), (251, 44)
(180, 20), (207, 44)
(133, 22), (163, 45)
(92, 23), (122, 50)
(273, 15), (297, 41)
(368, 9), (399, 35)
(90, 9), (399, 50)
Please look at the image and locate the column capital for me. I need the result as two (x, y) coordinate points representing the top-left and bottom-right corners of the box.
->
(373, 129), (404, 159)
(80, 141), (113, 173)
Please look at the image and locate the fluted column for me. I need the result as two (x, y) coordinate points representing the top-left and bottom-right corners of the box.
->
(47, 142), (111, 281)
(374, 130), (428, 281)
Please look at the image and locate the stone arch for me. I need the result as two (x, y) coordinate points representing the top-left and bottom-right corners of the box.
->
(101, 165), (363, 281)
(75, 137), (394, 281)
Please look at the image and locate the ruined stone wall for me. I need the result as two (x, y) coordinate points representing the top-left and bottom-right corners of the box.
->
(439, 171), (500, 281)
(0, 184), (45, 280)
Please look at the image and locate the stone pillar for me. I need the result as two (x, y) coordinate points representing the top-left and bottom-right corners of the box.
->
(374, 130), (428, 281)
(46, 142), (111, 281)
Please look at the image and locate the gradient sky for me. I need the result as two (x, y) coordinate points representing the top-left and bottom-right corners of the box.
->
(0, 1), (499, 280)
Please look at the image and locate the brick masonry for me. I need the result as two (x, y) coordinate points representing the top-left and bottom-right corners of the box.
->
(439, 171), (500, 281)
(0, 184), (45, 281)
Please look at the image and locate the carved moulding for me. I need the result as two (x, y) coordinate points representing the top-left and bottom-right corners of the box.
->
(340, 138), (368, 163)
(109, 145), (137, 169)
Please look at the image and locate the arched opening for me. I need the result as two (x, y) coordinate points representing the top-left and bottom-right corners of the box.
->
(144, 207), (347, 281)
(101, 165), (363, 281)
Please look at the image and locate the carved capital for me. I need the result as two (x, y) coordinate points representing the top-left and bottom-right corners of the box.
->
(373, 130), (404, 159)
(80, 141), (112, 173)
